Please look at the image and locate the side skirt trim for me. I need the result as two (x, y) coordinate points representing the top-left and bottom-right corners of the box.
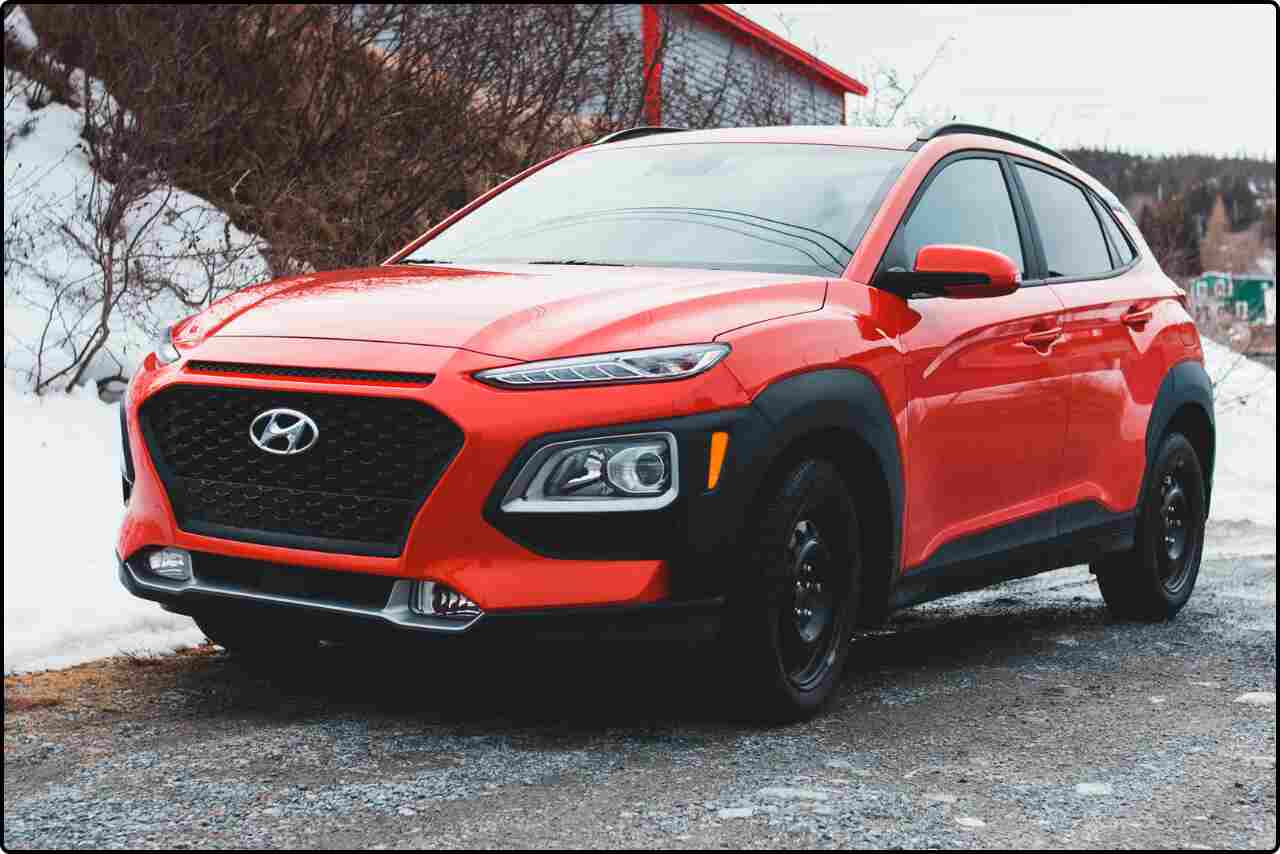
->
(891, 501), (1136, 611)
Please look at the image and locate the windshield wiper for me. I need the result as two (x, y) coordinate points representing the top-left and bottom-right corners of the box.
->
(397, 258), (453, 265)
(526, 259), (629, 267)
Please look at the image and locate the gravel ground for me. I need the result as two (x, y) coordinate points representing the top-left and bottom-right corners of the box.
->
(4, 524), (1276, 850)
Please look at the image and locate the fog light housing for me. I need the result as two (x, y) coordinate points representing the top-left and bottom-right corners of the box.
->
(501, 432), (678, 513)
(148, 548), (192, 581)
(410, 581), (480, 619)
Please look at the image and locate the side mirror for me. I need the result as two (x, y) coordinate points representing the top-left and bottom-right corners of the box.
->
(874, 244), (1021, 299)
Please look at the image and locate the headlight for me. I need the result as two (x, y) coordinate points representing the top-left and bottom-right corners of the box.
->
(476, 344), (729, 388)
(153, 324), (181, 365)
(501, 432), (678, 512)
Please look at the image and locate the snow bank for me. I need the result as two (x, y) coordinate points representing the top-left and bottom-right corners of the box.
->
(3, 379), (204, 672)
(1202, 338), (1277, 528)
(4, 30), (260, 672)
(4, 6), (39, 51)
(3, 60), (268, 390)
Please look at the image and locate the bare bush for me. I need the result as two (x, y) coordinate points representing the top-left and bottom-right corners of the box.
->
(1137, 193), (1202, 278)
(16, 4), (847, 273)
(847, 38), (953, 129)
(4, 60), (266, 393)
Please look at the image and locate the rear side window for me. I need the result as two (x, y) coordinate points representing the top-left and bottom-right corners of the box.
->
(1016, 165), (1112, 278)
(884, 158), (1025, 273)
(1095, 201), (1136, 267)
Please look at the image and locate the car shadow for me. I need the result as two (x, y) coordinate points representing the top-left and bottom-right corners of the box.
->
(162, 592), (1122, 730)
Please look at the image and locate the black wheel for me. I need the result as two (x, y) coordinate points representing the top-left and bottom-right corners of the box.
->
(1093, 432), (1206, 620)
(193, 612), (320, 659)
(722, 458), (861, 721)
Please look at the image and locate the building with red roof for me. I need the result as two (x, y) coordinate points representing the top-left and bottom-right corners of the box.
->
(630, 4), (866, 127)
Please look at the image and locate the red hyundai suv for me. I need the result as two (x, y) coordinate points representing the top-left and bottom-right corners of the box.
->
(118, 124), (1214, 719)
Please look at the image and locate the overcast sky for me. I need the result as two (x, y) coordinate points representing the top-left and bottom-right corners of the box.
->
(736, 4), (1277, 158)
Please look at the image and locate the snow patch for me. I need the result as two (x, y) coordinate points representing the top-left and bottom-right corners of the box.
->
(3, 379), (204, 673)
(1201, 338), (1277, 531)
(3, 67), (268, 390)
(3, 7), (39, 51)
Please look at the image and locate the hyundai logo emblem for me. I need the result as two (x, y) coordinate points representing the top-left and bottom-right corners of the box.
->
(249, 408), (320, 455)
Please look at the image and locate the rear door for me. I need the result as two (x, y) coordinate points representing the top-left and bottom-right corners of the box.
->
(890, 154), (1072, 571)
(1013, 161), (1153, 531)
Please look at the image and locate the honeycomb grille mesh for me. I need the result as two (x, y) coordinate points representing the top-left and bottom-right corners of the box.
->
(139, 385), (463, 554)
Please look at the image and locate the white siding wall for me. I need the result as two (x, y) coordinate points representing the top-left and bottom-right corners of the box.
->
(658, 8), (844, 126)
(607, 3), (643, 39)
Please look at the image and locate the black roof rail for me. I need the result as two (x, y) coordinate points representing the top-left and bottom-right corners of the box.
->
(594, 126), (688, 145)
(912, 123), (1072, 165)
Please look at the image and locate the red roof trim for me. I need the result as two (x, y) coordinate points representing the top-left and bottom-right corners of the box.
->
(691, 4), (867, 97)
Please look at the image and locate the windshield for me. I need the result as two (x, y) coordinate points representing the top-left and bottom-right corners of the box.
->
(402, 143), (911, 277)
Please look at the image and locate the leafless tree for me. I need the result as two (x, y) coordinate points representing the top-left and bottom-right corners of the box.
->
(17, 4), (839, 273)
(4, 51), (265, 393)
(847, 38), (954, 129)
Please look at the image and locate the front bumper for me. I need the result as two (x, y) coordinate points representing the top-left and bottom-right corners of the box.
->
(119, 554), (724, 642)
(118, 337), (768, 627)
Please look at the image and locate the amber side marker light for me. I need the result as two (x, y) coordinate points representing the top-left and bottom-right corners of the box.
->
(707, 431), (730, 489)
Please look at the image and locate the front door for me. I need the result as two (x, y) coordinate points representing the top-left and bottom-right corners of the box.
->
(885, 154), (1072, 571)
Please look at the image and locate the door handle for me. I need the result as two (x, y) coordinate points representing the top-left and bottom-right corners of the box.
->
(1023, 326), (1063, 349)
(1121, 307), (1153, 329)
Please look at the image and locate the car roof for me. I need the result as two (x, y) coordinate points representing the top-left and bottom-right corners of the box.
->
(601, 124), (1113, 204)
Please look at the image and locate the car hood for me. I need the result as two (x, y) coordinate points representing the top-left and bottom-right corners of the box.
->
(184, 263), (828, 361)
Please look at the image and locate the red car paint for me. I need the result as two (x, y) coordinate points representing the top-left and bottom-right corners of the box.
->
(118, 126), (1205, 622)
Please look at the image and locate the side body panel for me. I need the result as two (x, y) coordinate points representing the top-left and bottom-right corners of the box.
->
(1049, 269), (1200, 516)
(840, 132), (1211, 604)
(897, 287), (1071, 569)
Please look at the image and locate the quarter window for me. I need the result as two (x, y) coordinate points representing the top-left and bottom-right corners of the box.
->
(1016, 165), (1112, 279)
(1095, 200), (1136, 267)
(884, 158), (1025, 274)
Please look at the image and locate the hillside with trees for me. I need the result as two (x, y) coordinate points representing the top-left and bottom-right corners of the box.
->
(1064, 147), (1277, 277)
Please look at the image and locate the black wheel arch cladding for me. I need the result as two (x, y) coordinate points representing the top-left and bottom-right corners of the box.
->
(1145, 358), (1215, 517)
(748, 368), (904, 582)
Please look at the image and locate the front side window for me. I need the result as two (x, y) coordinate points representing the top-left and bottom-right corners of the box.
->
(1017, 165), (1112, 279)
(882, 157), (1025, 274)
(402, 143), (912, 277)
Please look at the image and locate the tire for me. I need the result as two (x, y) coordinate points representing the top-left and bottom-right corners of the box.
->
(721, 458), (861, 722)
(193, 612), (320, 659)
(1092, 432), (1206, 621)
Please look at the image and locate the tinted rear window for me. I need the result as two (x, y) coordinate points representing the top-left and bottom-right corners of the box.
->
(403, 144), (911, 277)
(1016, 165), (1112, 279)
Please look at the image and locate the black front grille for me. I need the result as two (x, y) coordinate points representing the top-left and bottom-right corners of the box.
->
(139, 385), (463, 555)
(191, 552), (396, 609)
(186, 361), (435, 385)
